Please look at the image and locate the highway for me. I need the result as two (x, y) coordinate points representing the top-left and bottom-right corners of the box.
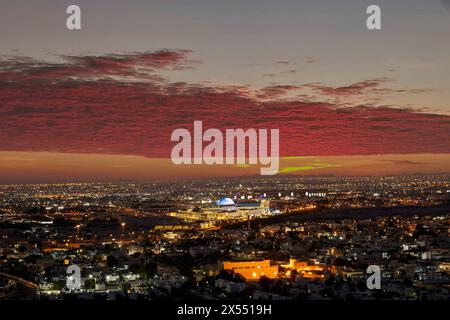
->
(0, 271), (40, 298)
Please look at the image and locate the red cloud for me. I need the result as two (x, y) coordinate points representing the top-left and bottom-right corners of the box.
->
(0, 50), (194, 81)
(306, 79), (389, 96)
(0, 52), (449, 158)
(304, 78), (432, 99)
(258, 85), (301, 99)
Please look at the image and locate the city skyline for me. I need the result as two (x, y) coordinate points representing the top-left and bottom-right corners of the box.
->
(1, 175), (449, 301)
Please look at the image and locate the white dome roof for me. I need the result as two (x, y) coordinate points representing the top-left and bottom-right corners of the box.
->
(216, 197), (235, 206)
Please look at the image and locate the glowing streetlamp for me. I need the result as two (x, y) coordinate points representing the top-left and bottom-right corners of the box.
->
(121, 222), (126, 239)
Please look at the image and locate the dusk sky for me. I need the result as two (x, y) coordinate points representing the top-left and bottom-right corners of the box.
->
(1, 0), (450, 183)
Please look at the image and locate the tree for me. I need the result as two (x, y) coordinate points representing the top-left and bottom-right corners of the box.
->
(325, 274), (336, 287)
(288, 269), (298, 282)
(84, 278), (95, 290)
(176, 253), (194, 277)
(259, 276), (273, 291)
(145, 261), (157, 278)
(216, 270), (245, 283)
(106, 255), (119, 268)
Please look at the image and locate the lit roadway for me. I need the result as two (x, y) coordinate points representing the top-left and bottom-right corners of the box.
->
(0, 271), (40, 296)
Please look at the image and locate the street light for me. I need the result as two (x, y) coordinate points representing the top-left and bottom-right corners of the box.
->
(121, 222), (126, 240)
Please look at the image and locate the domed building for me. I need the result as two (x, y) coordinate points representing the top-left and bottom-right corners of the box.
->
(168, 196), (268, 227)
(215, 197), (236, 212)
(215, 197), (235, 206)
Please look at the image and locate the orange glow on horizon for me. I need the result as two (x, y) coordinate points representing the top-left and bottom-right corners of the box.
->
(0, 151), (449, 184)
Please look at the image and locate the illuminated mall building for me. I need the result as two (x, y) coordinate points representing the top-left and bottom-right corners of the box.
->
(168, 197), (270, 226)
